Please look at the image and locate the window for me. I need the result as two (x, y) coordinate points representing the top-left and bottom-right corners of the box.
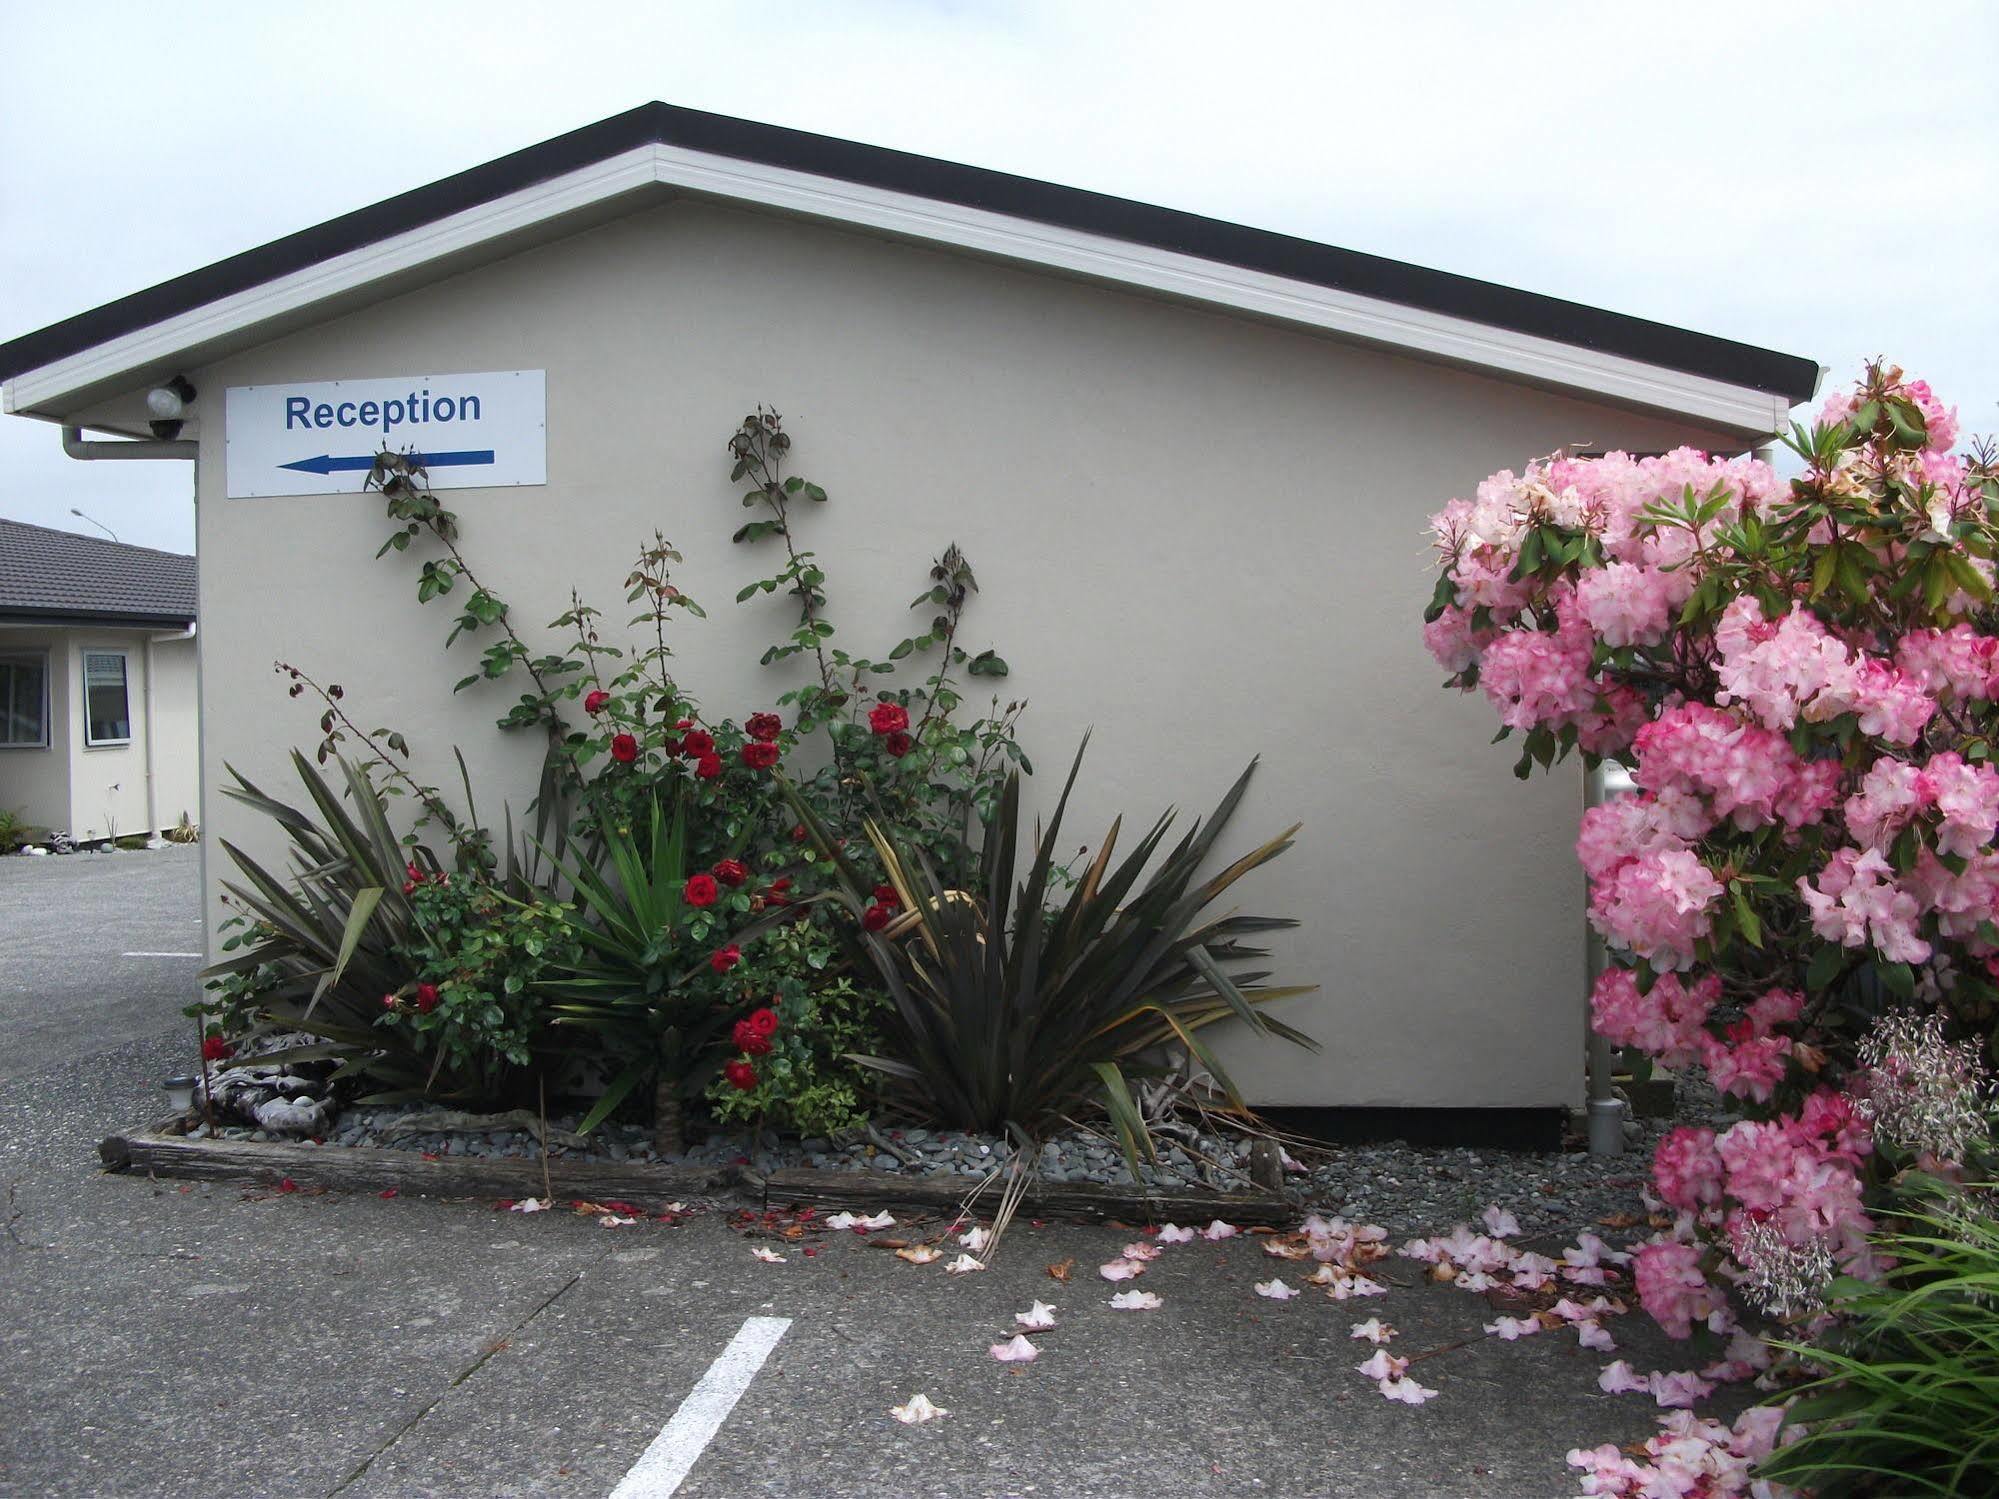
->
(0, 653), (48, 748)
(83, 651), (131, 746)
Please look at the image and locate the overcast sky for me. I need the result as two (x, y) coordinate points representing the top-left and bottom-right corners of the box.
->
(2, 1), (1994, 554)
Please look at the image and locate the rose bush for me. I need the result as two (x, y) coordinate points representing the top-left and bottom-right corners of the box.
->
(1424, 362), (1998, 1340)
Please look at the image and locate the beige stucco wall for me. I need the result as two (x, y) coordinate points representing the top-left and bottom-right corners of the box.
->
(65, 626), (199, 840)
(0, 625), (197, 840)
(0, 629), (70, 832)
(185, 197), (1745, 1110)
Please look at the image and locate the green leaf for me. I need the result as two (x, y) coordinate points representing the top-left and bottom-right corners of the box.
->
(1730, 882), (1762, 948)
(1805, 943), (1847, 992)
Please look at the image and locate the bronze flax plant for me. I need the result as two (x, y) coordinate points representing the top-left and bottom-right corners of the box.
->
(781, 736), (1318, 1163)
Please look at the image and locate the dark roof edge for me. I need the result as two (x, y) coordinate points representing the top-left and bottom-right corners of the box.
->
(0, 102), (1821, 402)
(0, 609), (196, 629)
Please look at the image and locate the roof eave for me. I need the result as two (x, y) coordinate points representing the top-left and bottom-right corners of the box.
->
(0, 103), (1821, 437)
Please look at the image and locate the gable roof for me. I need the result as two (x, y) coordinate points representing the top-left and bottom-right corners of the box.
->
(0, 518), (196, 626)
(0, 103), (1819, 434)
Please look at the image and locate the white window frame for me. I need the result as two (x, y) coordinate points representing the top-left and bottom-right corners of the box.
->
(0, 649), (50, 750)
(81, 648), (132, 748)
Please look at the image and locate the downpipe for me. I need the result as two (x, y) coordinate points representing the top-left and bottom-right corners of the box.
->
(1584, 762), (1628, 1155)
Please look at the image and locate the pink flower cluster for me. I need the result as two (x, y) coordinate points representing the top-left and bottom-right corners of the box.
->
(1476, 591), (1596, 731)
(1714, 598), (1936, 745)
(1587, 850), (1723, 971)
(1896, 625), (1999, 703)
(1820, 374), (1959, 453)
(1640, 1105), (1875, 1337)
(1590, 969), (1717, 1068)
(1632, 702), (1841, 832)
(1797, 847), (1931, 964)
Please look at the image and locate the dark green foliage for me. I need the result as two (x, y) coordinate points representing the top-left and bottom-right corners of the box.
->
(786, 738), (1317, 1156)
(1760, 1172), (1999, 1497)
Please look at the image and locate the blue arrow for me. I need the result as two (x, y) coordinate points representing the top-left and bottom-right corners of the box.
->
(280, 449), (496, 476)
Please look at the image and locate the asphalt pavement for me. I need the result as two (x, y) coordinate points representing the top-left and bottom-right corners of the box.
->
(0, 847), (1697, 1497)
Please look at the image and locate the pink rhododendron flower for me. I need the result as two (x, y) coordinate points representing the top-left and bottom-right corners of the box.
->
(1477, 601), (1597, 731)
(1632, 1241), (1723, 1339)
(1421, 605), (1488, 675)
(1897, 624), (1999, 701)
(1652, 1127), (1725, 1212)
(1588, 849), (1723, 970)
(1590, 969), (1719, 1068)
(1575, 561), (1674, 647)
(1698, 1026), (1793, 1104)
(1798, 847), (1932, 963)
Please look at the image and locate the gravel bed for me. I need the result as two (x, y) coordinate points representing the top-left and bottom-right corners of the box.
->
(178, 1074), (1732, 1232)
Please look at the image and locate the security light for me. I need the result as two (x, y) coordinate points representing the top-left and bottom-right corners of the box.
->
(145, 376), (197, 419)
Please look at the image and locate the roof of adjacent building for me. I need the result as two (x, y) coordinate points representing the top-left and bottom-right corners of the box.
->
(0, 518), (196, 626)
(0, 103), (1820, 429)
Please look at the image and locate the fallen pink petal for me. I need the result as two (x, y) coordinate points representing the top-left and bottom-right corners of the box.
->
(1108, 1290), (1162, 1310)
(989, 1334), (1040, 1363)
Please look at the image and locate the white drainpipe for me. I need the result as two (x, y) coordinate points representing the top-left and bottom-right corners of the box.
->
(1585, 762), (1629, 1155)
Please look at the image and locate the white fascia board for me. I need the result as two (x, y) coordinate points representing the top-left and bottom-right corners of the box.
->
(3, 142), (1792, 436)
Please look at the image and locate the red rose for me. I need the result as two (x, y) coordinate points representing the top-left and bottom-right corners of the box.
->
(610, 733), (639, 763)
(683, 873), (719, 907)
(884, 731), (913, 759)
(724, 1059), (758, 1091)
(201, 1035), (234, 1063)
(790, 824), (808, 844)
(745, 712), (783, 742)
(868, 702), (910, 736)
(694, 752), (722, 780)
(711, 944), (742, 975)
(584, 689), (611, 714)
(415, 982), (440, 1014)
(748, 1007), (780, 1037)
(871, 883), (900, 908)
(402, 880), (418, 895)
(862, 903), (893, 932)
(740, 741), (780, 770)
(675, 718), (695, 731)
(713, 858), (748, 887)
(770, 877), (793, 894)
(680, 729), (715, 759)
(732, 1020), (772, 1056)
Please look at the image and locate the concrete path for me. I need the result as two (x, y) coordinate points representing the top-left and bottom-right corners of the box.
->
(0, 848), (1695, 1497)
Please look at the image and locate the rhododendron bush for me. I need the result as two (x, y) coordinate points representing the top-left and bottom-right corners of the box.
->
(1424, 363), (1999, 1341)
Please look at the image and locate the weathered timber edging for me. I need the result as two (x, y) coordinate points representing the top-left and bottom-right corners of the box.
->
(99, 1125), (734, 1202)
(98, 1123), (1294, 1225)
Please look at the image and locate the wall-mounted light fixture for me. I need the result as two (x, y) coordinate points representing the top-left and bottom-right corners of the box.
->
(145, 375), (198, 440)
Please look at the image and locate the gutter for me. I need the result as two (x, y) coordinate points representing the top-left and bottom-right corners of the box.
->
(61, 424), (196, 461)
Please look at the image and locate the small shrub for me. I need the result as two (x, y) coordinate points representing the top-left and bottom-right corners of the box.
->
(1759, 1169), (1999, 1497)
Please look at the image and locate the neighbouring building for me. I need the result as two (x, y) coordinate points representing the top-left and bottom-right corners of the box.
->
(0, 104), (1821, 1131)
(0, 517), (198, 843)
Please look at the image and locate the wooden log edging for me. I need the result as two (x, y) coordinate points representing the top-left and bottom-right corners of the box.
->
(97, 1124), (1296, 1226)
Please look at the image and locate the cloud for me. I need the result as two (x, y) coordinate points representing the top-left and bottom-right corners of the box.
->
(4, 1), (1993, 552)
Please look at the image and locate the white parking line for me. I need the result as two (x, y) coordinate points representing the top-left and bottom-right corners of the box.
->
(608, 1315), (792, 1499)
(122, 951), (204, 958)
